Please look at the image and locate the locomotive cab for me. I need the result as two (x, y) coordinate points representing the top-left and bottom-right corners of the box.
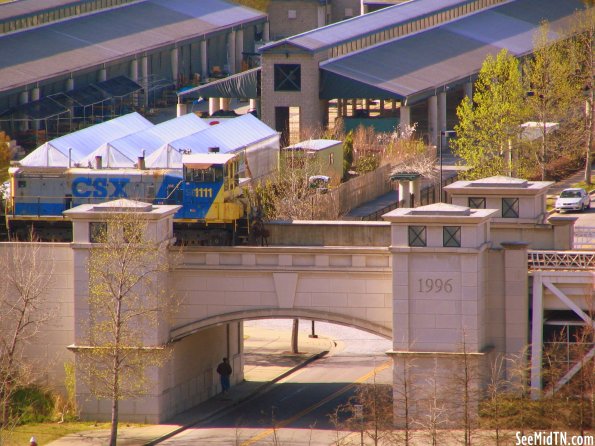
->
(180, 153), (244, 223)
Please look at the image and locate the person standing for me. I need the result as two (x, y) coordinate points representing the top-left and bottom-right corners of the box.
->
(216, 357), (232, 394)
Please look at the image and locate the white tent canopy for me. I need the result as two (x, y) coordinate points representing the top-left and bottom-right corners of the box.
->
(19, 112), (153, 167)
(18, 113), (280, 178)
(82, 113), (209, 168)
(148, 114), (280, 178)
(145, 144), (187, 169)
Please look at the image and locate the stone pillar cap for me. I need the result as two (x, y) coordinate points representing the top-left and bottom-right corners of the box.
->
(547, 216), (578, 226)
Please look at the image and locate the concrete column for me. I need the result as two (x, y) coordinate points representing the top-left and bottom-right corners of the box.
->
(409, 177), (421, 207)
(98, 68), (107, 82)
(342, 99), (348, 116)
(130, 59), (139, 106)
(464, 81), (473, 100)
(427, 95), (438, 147)
(249, 98), (260, 117)
(337, 99), (343, 118)
(530, 272), (543, 398)
(263, 22), (270, 41)
(31, 87), (40, 131)
(438, 91), (447, 134)
(130, 59), (139, 81)
(176, 102), (187, 117)
(220, 98), (230, 111)
(501, 241), (529, 382)
(322, 99), (329, 127)
(31, 87), (40, 102)
(141, 56), (149, 107)
(209, 97), (220, 116)
(235, 28), (244, 73)
(19, 91), (29, 105)
(66, 78), (74, 91)
(227, 31), (236, 74)
(18, 91), (29, 131)
(171, 47), (179, 86)
(200, 40), (208, 80)
(398, 181), (410, 208)
(400, 105), (410, 128)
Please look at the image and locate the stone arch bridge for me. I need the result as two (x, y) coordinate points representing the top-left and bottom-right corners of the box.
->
(11, 176), (593, 423)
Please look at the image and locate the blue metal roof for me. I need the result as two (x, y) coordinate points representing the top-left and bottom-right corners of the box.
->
(260, 0), (471, 53)
(320, 0), (586, 103)
(0, 0), (266, 93)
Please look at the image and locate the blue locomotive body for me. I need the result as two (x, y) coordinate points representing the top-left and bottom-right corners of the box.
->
(7, 153), (245, 227)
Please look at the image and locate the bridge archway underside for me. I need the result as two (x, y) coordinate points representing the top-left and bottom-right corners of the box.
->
(171, 249), (393, 342)
(170, 308), (393, 342)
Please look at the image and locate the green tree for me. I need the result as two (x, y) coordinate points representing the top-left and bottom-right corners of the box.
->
(453, 49), (526, 179)
(342, 130), (354, 179)
(565, 7), (595, 185)
(76, 212), (179, 446)
(524, 22), (580, 180)
(0, 139), (10, 183)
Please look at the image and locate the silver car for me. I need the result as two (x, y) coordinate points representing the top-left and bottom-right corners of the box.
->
(554, 188), (591, 212)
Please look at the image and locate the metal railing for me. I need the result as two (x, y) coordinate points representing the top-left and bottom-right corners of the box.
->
(528, 250), (595, 271)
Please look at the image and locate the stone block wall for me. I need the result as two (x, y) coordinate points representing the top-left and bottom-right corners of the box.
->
(261, 51), (328, 139)
(268, 1), (320, 40)
(14, 243), (75, 393)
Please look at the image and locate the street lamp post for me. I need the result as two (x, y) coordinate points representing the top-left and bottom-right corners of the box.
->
(438, 130), (456, 203)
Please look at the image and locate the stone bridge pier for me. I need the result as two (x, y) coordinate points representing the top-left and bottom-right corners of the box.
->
(384, 203), (500, 426)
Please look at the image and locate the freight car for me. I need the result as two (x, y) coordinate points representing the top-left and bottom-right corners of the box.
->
(5, 152), (249, 244)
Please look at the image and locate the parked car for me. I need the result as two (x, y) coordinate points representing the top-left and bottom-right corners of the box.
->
(554, 188), (591, 212)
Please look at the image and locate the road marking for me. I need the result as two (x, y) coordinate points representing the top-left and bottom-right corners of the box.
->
(240, 360), (392, 446)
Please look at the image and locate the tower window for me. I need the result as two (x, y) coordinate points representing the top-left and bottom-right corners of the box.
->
(274, 64), (301, 92)
(443, 226), (461, 247)
(408, 226), (426, 247)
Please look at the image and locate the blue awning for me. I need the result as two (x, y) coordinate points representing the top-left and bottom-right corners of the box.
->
(178, 68), (260, 99)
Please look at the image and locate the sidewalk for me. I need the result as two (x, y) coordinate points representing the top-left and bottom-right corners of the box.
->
(46, 325), (333, 446)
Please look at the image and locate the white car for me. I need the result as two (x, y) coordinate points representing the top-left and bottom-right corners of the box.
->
(554, 188), (591, 212)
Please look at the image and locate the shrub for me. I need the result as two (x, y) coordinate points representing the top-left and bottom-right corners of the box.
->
(528, 155), (585, 181)
(9, 386), (54, 425)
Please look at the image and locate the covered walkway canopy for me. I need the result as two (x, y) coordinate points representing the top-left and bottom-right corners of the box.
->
(177, 68), (260, 99)
(95, 76), (142, 98)
(320, 0), (584, 104)
(0, 96), (69, 121)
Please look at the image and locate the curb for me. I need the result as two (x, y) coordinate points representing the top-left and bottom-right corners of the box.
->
(144, 350), (329, 445)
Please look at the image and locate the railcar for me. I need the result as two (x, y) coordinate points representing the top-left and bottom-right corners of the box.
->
(5, 152), (249, 244)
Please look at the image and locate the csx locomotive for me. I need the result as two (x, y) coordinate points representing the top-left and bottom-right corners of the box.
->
(5, 152), (249, 243)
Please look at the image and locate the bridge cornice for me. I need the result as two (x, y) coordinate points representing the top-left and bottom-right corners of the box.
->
(176, 246), (391, 272)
